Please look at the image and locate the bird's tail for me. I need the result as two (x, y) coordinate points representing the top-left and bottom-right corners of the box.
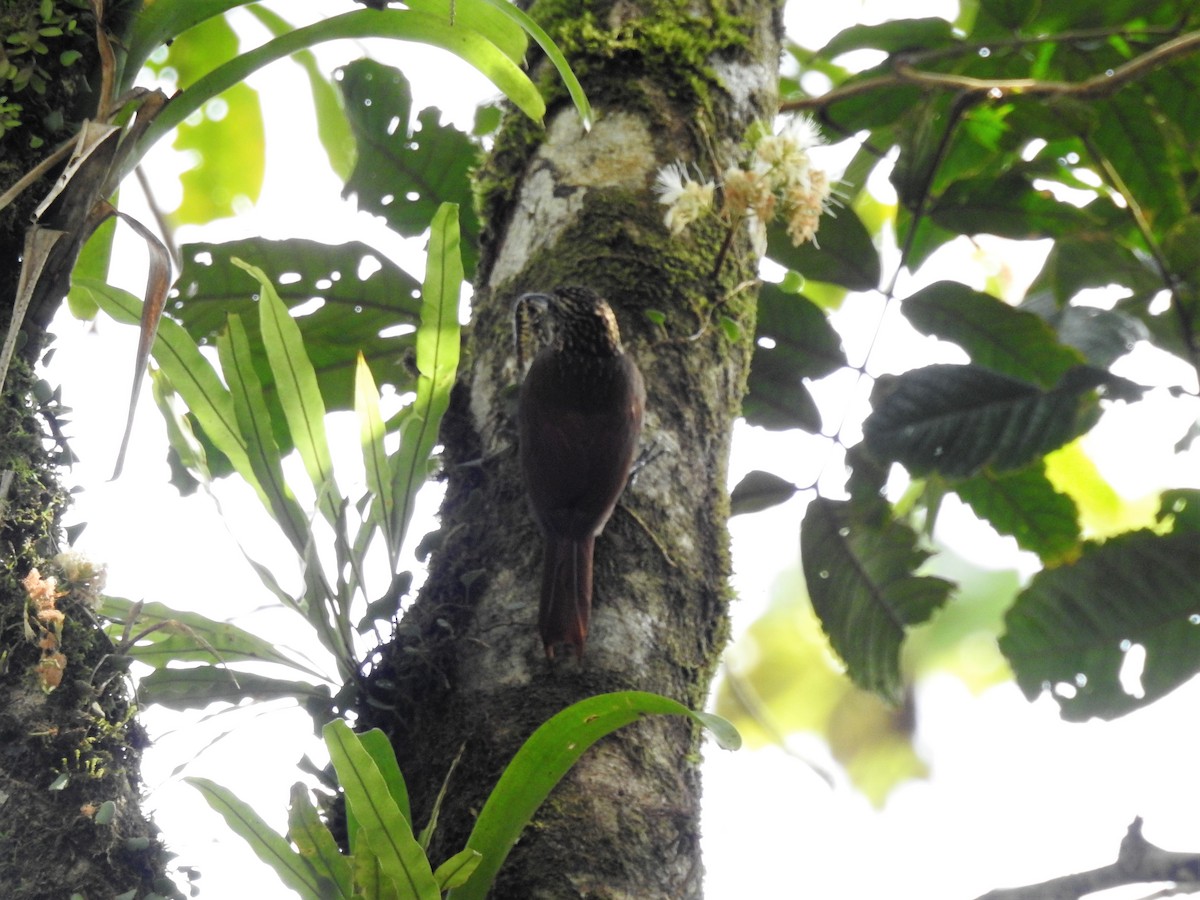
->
(539, 535), (594, 658)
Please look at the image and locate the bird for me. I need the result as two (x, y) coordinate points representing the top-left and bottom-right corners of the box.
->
(516, 286), (645, 658)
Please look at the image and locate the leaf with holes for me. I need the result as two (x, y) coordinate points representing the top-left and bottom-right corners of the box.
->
(339, 59), (481, 278)
(1001, 530), (1200, 721)
(801, 497), (954, 699)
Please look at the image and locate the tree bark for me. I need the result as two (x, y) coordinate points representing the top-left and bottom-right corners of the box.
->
(0, 2), (171, 897)
(359, 1), (782, 896)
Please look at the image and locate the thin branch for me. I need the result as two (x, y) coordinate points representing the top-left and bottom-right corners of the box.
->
(973, 818), (1200, 900)
(783, 29), (1200, 112)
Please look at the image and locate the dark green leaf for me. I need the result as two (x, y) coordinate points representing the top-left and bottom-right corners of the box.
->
(930, 172), (1106, 239)
(743, 285), (846, 432)
(978, 0), (1037, 29)
(1090, 91), (1187, 233)
(339, 59), (481, 278)
(821, 18), (957, 57)
(1024, 231), (1160, 308)
(766, 207), (880, 291)
(139, 668), (330, 710)
(954, 463), (1081, 563)
(1028, 303), (1148, 370)
(744, 360), (822, 431)
(801, 497), (954, 699)
(729, 470), (799, 516)
(902, 281), (1083, 386)
(863, 364), (1104, 478)
(176, 238), (421, 401)
(1001, 530), (1200, 721)
(1156, 489), (1200, 534)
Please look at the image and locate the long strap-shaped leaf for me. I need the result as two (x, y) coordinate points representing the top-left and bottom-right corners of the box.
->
(236, 258), (338, 523)
(187, 776), (338, 900)
(80, 279), (259, 492)
(126, 9), (545, 179)
(355, 354), (396, 563)
(217, 312), (311, 555)
(448, 691), (740, 900)
(325, 720), (440, 900)
(390, 203), (462, 558)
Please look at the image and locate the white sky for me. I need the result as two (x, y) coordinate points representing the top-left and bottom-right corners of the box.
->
(43, 1), (1200, 897)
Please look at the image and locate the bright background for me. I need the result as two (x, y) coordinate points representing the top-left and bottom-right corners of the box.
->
(44, 0), (1200, 896)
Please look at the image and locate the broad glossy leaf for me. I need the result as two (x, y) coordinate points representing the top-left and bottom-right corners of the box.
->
(1028, 302), (1148, 370)
(448, 692), (738, 900)
(766, 208), (880, 291)
(863, 364), (1105, 478)
(801, 497), (954, 700)
(744, 360), (821, 431)
(339, 60), (481, 278)
(954, 464), (1081, 564)
(187, 776), (332, 900)
(1001, 530), (1200, 721)
(755, 282), (848, 375)
(902, 281), (1083, 386)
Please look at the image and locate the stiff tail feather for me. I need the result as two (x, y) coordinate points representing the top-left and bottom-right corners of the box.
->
(539, 535), (594, 658)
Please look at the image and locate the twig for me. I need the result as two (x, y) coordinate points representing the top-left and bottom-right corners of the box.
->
(783, 29), (1200, 112)
(973, 818), (1200, 900)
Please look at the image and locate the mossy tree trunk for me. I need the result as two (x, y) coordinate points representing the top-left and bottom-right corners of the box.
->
(359, 1), (782, 896)
(0, 2), (170, 897)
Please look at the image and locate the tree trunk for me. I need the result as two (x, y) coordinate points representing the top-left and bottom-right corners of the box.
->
(360, 1), (782, 895)
(0, 2), (170, 897)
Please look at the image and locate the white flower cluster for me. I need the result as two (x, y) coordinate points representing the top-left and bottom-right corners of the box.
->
(653, 115), (833, 256)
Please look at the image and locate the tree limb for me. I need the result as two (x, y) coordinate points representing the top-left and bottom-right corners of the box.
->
(973, 818), (1200, 900)
(783, 29), (1200, 111)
